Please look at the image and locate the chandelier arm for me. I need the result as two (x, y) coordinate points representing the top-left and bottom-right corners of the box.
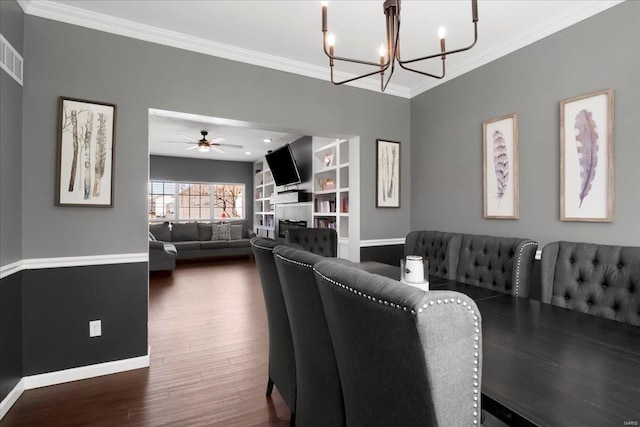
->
(398, 22), (478, 65)
(323, 33), (390, 68)
(330, 67), (387, 86)
(397, 58), (445, 79)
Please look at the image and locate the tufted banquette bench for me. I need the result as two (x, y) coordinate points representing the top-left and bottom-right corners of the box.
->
(405, 230), (538, 298)
(541, 241), (640, 326)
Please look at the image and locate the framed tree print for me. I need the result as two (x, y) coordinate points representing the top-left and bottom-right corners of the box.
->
(560, 89), (614, 222)
(56, 97), (117, 207)
(483, 114), (519, 219)
(376, 139), (401, 208)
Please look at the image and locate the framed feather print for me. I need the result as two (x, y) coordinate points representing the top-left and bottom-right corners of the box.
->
(56, 97), (117, 207)
(483, 114), (519, 219)
(560, 89), (614, 222)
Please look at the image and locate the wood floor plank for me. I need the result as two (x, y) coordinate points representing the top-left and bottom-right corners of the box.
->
(1, 258), (291, 426)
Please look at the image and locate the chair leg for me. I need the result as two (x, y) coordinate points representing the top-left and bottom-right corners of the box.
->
(266, 377), (274, 397)
(290, 412), (296, 427)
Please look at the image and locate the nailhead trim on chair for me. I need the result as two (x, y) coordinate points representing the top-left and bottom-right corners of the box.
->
(275, 253), (313, 268)
(514, 241), (537, 296)
(251, 242), (277, 252)
(313, 267), (481, 425)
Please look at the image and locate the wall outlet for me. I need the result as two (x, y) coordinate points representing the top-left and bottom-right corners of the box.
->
(89, 320), (102, 337)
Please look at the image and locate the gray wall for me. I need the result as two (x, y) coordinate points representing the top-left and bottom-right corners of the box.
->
(149, 155), (255, 223)
(410, 1), (640, 248)
(1, 0), (24, 266)
(22, 16), (411, 260)
(0, 0), (24, 403)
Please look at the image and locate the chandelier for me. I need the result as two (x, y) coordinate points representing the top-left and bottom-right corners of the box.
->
(321, 0), (478, 92)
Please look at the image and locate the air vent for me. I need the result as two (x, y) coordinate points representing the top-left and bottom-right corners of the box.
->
(0, 34), (23, 86)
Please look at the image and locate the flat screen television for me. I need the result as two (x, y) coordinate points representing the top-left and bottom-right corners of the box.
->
(265, 144), (302, 187)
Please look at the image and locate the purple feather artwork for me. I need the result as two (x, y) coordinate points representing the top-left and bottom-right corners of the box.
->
(492, 130), (509, 205)
(574, 109), (599, 208)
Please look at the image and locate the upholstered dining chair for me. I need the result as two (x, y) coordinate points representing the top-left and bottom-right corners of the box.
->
(273, 245), (346, 427)
(250, 237), (296, 425)
(541, 241), (640, 326)
(314, 259), (483, 426)
(405, 230), (462, 279)
(455, 234), (538, 298)
(284, 228), (338, 257)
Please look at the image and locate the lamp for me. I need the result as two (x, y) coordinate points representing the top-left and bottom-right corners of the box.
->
(321, 0), (478, 92)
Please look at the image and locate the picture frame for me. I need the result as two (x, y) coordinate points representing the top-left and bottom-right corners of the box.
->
(376, 139), (401, 208)
(323, 152), (334, 167)
(483, 114), (519, 219)
(560, 89), (614, 222)
(56, 97), (116, 207)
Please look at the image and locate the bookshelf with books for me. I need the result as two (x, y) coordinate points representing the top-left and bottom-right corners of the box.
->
(253, 160), (276, 238)
(312, 136), (358, 258)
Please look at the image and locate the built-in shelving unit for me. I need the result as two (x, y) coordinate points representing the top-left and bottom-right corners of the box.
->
(254, 161), (275, 238)
(253, 137), (359, 261)
(312, 137), (356, 258)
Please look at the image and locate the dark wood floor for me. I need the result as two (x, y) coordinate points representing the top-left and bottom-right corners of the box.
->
(2, 258), (291, 426)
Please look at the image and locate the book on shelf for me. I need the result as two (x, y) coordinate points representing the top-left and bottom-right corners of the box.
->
(315, 199), (336, 213)
(341, 196), (348, 213)
(314, 218), (336, 229)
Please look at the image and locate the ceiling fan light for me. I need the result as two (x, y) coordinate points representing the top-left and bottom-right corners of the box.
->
(198, 145), (210, 152)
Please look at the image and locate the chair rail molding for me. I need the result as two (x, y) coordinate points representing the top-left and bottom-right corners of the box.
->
(0, 253), (149, 280)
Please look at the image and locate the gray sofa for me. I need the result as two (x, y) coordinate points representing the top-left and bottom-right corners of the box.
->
(149, 221), (255, 270)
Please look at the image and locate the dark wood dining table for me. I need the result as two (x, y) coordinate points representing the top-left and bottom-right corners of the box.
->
(356, 262), (640, 426)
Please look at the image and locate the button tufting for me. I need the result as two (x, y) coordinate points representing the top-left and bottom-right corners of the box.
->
(602, 283), (607, 289)
(570, 258), (574, 264)
(618, 263), (623, 269)
(593, 260), (598, 266)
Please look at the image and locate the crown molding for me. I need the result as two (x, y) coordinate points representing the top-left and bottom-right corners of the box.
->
(19, 0), (623, 99)
(409, 0), (625, 97)
(19, 0), (411, 98)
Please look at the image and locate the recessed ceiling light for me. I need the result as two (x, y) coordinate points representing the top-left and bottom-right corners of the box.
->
(245, 151), (252, 155)
(263, 138), (272, 143)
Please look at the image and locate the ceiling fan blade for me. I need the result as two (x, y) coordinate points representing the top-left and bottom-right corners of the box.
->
(186, 145), (199, 151)
(162, 140), (192, 144)
(210, 146), (225, 154)
(216, 143), (243, 149)
(177, 133), (197, 142)
(210, 136), (226, 144)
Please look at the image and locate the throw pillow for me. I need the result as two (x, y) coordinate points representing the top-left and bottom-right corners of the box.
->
(197, 223), (213, 241)
(230, 224), (243, 240)
(149, 223), (171, 242)
(171, 222), (199, 241)
(212, 223), (231, 241)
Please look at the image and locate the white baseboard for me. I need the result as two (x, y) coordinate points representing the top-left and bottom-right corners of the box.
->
(0, 378), (25, 420)
(24, 352), (150, 390)
(0, 352), (150, 421)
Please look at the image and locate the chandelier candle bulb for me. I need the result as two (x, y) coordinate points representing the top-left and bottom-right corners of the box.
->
(327, 33), (335, 47)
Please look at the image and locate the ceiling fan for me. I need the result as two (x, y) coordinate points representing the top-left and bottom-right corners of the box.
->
(162, 130), (242, 153)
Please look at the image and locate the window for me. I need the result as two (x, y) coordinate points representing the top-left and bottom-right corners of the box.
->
(213, 184), (244, 219)
(149, 181), (175, 221)
(148, 181), (244, 222)
(178, 183), (211, 221)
